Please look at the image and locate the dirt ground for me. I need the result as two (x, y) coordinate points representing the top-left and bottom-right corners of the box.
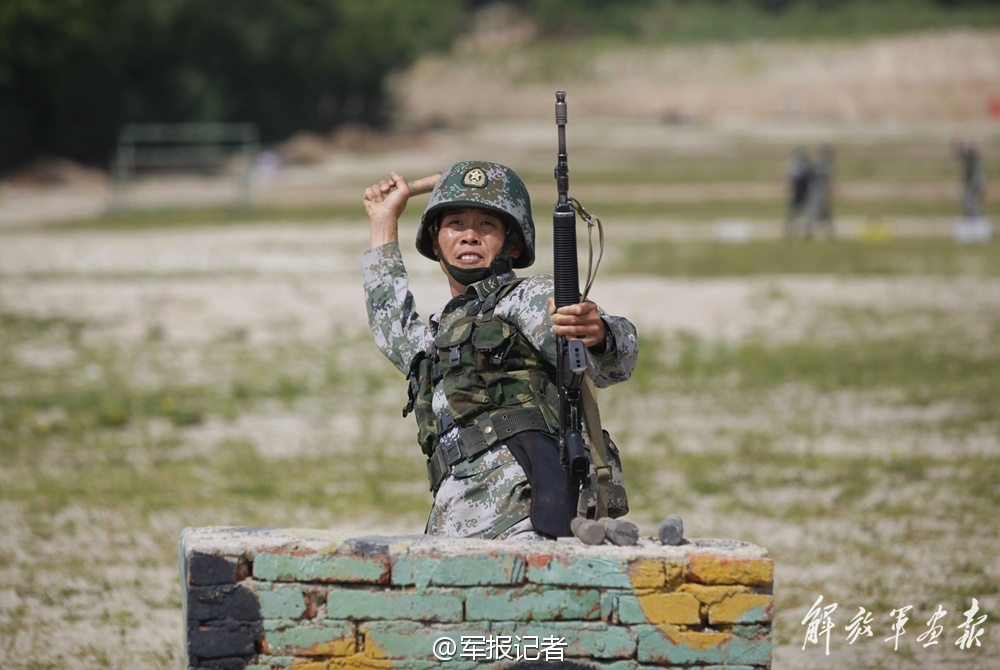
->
(3, 204), (997, 669)
(1, 29), (998, 670)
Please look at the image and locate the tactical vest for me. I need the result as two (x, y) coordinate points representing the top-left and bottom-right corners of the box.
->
(403, 278), (560, 491)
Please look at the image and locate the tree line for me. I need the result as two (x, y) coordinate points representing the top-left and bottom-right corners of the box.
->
(0, 0), (461, 175)
(0, 0), (994, 176)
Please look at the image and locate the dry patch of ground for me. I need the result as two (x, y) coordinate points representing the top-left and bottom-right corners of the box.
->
(2, 215), (998, 669)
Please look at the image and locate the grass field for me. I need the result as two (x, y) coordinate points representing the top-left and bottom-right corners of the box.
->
(2, 99), (999, 670)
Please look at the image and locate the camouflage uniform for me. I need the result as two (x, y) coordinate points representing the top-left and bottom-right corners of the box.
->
(360, 242), (638, 540)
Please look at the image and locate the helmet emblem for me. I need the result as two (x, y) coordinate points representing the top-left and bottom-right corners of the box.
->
(462, 167), (488, 188)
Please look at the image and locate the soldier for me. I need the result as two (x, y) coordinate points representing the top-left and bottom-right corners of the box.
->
(955, 142), (986, 218)
(361, 161), (638, 541)
(783, 146), (814, 238)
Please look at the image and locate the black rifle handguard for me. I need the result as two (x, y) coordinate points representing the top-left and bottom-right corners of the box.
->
(553, 90), (589, 483)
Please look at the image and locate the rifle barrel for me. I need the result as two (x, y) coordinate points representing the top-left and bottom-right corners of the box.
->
(554, 90), (570, 206)
(552, 91), (578, 309)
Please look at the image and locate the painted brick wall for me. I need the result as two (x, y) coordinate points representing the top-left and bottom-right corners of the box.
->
(180, 527), (773, 669)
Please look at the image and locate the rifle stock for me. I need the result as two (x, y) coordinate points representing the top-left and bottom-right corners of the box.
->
(553, 90), (589, 484)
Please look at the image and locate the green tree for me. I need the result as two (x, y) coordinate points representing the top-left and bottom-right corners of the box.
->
(0, 0), (460, 174)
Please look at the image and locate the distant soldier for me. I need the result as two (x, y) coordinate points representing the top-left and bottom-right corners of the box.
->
(784, 147), (813, 238)
(955, 142), (986, 218)
(805, 144), (835, 238)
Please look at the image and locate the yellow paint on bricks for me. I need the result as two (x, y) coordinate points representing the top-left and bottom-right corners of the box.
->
(261, 631), (355, 658)
(709, 593), (774, 624)
(328, 654), (398, 668)
(360, 632), (389, 661)
(307, 638), (356, 656)
(678, 583), (750, 605)
(678, 583), (772, 623)
(657, 623), (732, 651)
(665, 559), (686, 587)
(636, 592), (703, 625)
(627, 559), (665, 589)
(289, 662), (329, 670)
(688, 554), (773, 586)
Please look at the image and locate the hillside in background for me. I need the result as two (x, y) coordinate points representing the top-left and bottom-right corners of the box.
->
(2, 18), (997, 228)
(390, 28), (1000, 127)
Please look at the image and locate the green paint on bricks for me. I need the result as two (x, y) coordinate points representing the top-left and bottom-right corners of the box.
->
(256, 584), (307, 620)
(391, 552), (526, 587)
(526, 554), (634, 588)
(254, 551), (389, 584)
(327, 587), (464, 622)
(262, 621), (355, 656)
(465, 586), (601, 621)
(635, 623), (730, 665)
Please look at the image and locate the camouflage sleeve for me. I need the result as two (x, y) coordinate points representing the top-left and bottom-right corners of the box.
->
(589, 309), (639, 387)
(497, 274), (638, 388)
(360, 242), (434, 375)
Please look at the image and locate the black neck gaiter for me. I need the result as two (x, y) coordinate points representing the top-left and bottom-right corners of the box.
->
(440, 244), (513, 289)
(443, 262), (494, 286)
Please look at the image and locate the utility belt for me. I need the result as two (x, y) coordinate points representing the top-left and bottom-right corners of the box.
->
(426, 406), (550, 492)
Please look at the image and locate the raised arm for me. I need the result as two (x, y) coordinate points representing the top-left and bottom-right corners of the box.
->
(363, 171), (443, 249)
(363, 172), (411, 249)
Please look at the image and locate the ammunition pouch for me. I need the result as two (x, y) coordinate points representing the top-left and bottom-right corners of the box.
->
(426, 406), (549, 492)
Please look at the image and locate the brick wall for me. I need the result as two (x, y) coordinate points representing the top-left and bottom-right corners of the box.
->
(180, 527), (773, 669)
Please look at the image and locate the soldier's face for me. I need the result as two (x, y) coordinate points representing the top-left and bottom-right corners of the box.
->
(433, 208), (522, 269)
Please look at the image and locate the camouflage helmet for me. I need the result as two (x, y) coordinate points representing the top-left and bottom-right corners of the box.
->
(417, 160), (535, 268)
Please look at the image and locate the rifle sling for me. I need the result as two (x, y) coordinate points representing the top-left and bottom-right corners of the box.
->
(580, 376), (611, 519)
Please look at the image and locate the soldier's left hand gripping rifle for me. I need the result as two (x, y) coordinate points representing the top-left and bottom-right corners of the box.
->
(552, 90), (606, 503)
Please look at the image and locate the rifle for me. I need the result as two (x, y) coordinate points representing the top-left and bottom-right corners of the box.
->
(552, 90), (589, 485)
(552, 92), (636, 544)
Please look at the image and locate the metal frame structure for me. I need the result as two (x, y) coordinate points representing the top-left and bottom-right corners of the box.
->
(109, 122), (259, 211)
